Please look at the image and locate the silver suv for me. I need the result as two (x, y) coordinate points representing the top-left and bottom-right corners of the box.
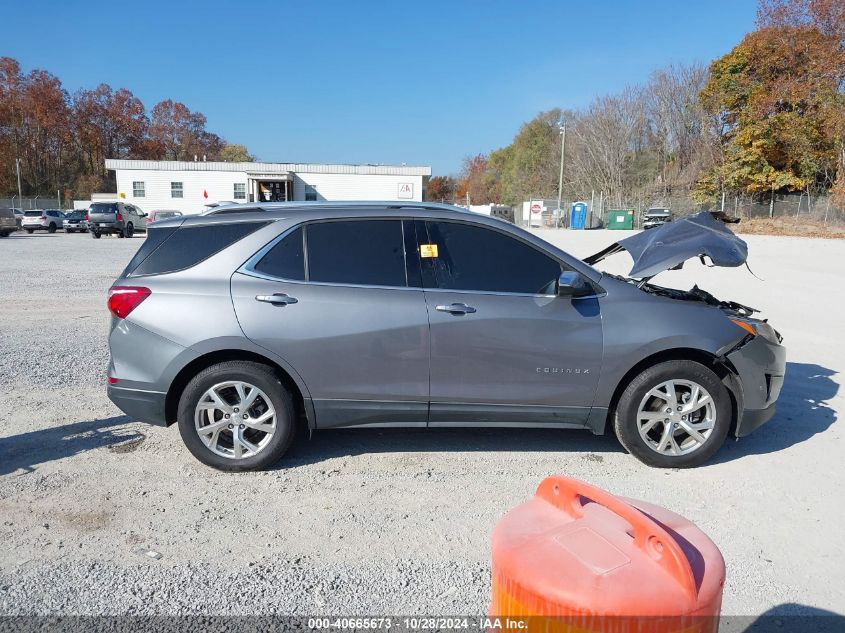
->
(106, 203), (785, 471)
(21, 209), (64, 233)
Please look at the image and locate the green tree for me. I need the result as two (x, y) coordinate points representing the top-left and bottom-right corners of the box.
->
(219, 143), (255, 162)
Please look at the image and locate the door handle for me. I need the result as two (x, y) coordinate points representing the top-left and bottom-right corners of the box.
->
(255, 293), (298, 306)
(435, 303), (477, 315)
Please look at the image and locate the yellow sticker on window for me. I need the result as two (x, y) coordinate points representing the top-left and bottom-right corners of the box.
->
(420, 244), (439, 258)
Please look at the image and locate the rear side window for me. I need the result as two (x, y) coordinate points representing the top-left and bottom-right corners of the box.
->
(423, 221), (561, 294)
(127, 222), (268, 277)
(306, 220), (406, 287)
(253, 227), (305, 281)
(120, 226), (178, 278)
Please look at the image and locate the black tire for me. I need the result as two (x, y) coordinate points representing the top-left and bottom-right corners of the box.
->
(48, 223), (56, 233)
(614, 360), (731, 468)
(0, 232), (8, 238)
(125, 223), (134, 238)
(177, 361), (296, 471)
(25, 229), (33, 234)
(91, 231), (101, 239)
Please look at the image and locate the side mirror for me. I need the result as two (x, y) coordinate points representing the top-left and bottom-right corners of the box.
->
(557, 271), (590, 297)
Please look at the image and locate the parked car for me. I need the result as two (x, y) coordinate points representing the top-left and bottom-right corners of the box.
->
(0, 208), (17, 237)
(146, 209), (183, 226)
(11, 209), (24, 229)
(21, 209), (64, 233)
(105, 202), (785, 471)
(87, 202), (147, 238)
(642, 207), (673, 230)
(63, 210), (89, 233)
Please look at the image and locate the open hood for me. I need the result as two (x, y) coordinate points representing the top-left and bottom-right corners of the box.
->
(584, 211), (747, 279)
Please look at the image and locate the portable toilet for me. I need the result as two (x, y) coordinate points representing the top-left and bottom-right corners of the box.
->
(607, 209), (635, 229)
(570, 202), (588, 230)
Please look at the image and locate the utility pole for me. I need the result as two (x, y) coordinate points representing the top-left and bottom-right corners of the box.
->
(16, 158), (23, 209)
(557, 115), (566, 228)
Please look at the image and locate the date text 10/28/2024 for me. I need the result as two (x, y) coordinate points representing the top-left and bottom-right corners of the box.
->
(307, 618), (528, 631)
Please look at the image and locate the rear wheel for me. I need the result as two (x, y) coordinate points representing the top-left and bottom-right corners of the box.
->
(614, 360), (731, 468)
(91, 231), (101, 239)
(177, 361), (296, 471)
(0, 232), (8, 238)
(48, 223), (56, 233)
(25, 229), (33, 234)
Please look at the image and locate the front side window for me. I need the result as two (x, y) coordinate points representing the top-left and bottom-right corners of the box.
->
(234, 183), (246, 200)
(307, 220), (406, 287)
(253, 227), (305, 281)
(423, 221), (561, 294)
(171, 182), (183, 198)
(133, 181), (145, 197)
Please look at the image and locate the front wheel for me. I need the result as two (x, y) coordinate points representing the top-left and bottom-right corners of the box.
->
(25, 229), (33, 234)
(177, 361), (296, 471)
(91, 231), (101, 239)
(125, 223), (134, 238)
(614, 360), (731, 468)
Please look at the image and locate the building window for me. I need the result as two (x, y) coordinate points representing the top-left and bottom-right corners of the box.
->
(234, 183), (246, 200)
(171, 182), (183, 198)
(305, 185), (317, 201)
(132, 181), (145, 198)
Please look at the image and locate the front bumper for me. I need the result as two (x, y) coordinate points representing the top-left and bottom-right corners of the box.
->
(725, 334), (786, 437)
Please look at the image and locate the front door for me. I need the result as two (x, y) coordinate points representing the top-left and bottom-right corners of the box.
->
(416, 220), (603, 427)
(231, 219), (430, 428)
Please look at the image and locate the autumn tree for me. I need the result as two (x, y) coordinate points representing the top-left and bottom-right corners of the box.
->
(695, 26), (845, 202)
(149, 99), (225, 161)
(455, 154), (500, 204)
(426, 175), (456, 202)
(74, 84), (148, 182)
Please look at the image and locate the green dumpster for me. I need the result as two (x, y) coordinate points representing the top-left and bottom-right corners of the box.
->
(607, 209), (634, 229)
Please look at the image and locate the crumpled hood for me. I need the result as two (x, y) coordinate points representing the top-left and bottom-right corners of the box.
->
(584, 211), (748, 279)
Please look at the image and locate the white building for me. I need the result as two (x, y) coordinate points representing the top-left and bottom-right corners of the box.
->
(103, 159), (431, 215)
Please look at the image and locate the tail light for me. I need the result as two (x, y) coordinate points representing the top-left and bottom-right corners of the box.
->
(84, 212), (89, 221)
(117, 213), (124, 221)
(40, 214), (46, 220)
(108, 286), (151, 319)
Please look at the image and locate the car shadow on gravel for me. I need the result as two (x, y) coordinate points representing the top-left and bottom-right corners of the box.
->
(712, 361), (838, 463)
(0, 415), (142, 476)
(280, 426), (625, 467)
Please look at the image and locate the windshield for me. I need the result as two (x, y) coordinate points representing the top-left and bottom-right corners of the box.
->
(90, 203), (118, 213)
(24, 211), (42, 217)
(68, 211), (85, 219)
(156, 211), (180, 219)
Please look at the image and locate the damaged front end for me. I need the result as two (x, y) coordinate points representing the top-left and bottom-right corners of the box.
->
(587, 211), (786, 438)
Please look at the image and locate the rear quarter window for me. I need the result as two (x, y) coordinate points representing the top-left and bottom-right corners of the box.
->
(127, 222), (269, 277)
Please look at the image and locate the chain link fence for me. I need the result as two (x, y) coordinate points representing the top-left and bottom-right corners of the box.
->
(514, 192), (845, 230)
(0, 196), (62, 210)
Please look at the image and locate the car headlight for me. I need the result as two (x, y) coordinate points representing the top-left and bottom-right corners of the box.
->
(730, 318), (782, 344)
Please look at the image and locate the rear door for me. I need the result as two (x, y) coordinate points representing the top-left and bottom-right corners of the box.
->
(417, 219), (603, 427)
(231, 218), (430, 428)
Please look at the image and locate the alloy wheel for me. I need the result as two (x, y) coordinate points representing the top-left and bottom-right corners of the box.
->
(636, 379), (716, 456)
(194, 380), (276, 459)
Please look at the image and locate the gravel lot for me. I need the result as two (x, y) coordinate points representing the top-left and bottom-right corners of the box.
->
(0, 228), (843, 618)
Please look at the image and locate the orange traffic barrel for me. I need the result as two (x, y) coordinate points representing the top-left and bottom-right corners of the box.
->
(491, 476), (725, 633)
